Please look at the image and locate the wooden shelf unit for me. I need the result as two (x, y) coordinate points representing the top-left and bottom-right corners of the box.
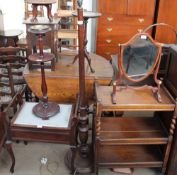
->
(94, 83), (176, 175)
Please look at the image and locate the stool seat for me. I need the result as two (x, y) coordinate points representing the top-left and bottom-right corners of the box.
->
(26, 0), (56, 4)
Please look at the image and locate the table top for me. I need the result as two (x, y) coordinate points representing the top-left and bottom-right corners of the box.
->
(26, 0), (56, 4)
(24, 17), (60, 25)
(0, 29), (23, 37)
(28, 25), (52, 34)
(72, 11), (102, 19)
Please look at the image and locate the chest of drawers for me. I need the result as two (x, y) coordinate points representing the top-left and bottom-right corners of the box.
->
(96, 0), (157, 60)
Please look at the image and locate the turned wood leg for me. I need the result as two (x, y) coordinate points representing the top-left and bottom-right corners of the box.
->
(72, 54), (79, 65)
(5, 141), (15, 173)
(94, 164), (99, 175)
(31, 4), (38, 22)
(85, 52), (95, 73)
(46, 4), (53, 22)
(70, 146), (77, 175)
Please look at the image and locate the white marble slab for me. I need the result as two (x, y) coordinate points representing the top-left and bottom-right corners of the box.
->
(14, 102), (72, 128)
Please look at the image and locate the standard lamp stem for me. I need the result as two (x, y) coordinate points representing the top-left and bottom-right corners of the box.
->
(78, 7), (89, 151)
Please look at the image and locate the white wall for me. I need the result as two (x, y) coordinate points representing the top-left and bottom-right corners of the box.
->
(0, 0), (25, 37)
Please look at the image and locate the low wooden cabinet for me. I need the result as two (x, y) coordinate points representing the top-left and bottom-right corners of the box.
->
(94, 83), (177, 174)
(96, 0), (157, 60)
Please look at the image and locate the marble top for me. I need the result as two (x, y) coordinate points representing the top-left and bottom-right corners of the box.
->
(13, 102), (73, 128)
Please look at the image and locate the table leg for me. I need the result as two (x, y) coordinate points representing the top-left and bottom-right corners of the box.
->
(45, 4), (53, 22)
(5, 141), (15, 173)
(31, 4), (38, 22)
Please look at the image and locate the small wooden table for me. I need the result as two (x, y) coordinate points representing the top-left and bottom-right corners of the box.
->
(0, 29), (23, 47)
(24, 17), (60, 67)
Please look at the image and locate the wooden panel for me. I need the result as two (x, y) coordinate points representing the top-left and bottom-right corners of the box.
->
(155, 0), (177, 44)
(98, 145), (163, 167)
(127, 0), (156, 16)
(98, 0), (127, 14)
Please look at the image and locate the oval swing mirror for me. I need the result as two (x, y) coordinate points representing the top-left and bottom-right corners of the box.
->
(120, 33), (161, 82)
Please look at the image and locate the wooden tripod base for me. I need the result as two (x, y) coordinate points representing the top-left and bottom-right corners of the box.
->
(64, 148), (93, 174)
(33, 101), (60, 120)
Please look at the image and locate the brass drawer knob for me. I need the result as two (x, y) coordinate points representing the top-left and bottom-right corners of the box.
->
(106, 39), (112, 43)
(107, 17), (113, 21)
(138, 18), (145, 23)
(107, 28), (113, 32)
(137, 29), (143, 33)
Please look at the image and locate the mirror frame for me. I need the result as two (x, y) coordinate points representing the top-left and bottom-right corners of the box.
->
(119, 32), (162, 83)
(112, 32), (163, 104)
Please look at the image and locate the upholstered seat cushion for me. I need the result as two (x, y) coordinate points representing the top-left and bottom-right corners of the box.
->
(0, 95), (12, 104)
(0, 84), (24, 94)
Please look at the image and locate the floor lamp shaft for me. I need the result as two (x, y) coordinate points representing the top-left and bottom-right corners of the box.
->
(78, 7), (89, 147)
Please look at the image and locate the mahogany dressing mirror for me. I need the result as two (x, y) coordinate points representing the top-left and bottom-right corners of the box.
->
(112, 33), (162, 104)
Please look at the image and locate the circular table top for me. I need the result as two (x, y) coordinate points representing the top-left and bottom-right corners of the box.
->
(28, 25), (51, 34)
(72, 11), (102, 19)
(26, 0), (56, 4)
(28, 53), (55, 62)
(0, 29), (23, 37)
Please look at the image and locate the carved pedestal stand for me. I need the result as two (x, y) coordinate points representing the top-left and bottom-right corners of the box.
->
(28, 26), (59, 120)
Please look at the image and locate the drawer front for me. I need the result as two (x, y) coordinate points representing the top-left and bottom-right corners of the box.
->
(97, 25), (152, 45)
(98, 14), (154, 27)
(96, 45), (118, 60)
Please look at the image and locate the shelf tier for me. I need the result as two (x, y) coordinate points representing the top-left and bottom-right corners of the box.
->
(28, 53), (55, 62)
(99, 117), (168, 145)
(98, 145), (163, 168)
(95, 85), (175, 111)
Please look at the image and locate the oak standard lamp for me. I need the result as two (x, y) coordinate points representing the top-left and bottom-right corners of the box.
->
(65, 1), (93, 174)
